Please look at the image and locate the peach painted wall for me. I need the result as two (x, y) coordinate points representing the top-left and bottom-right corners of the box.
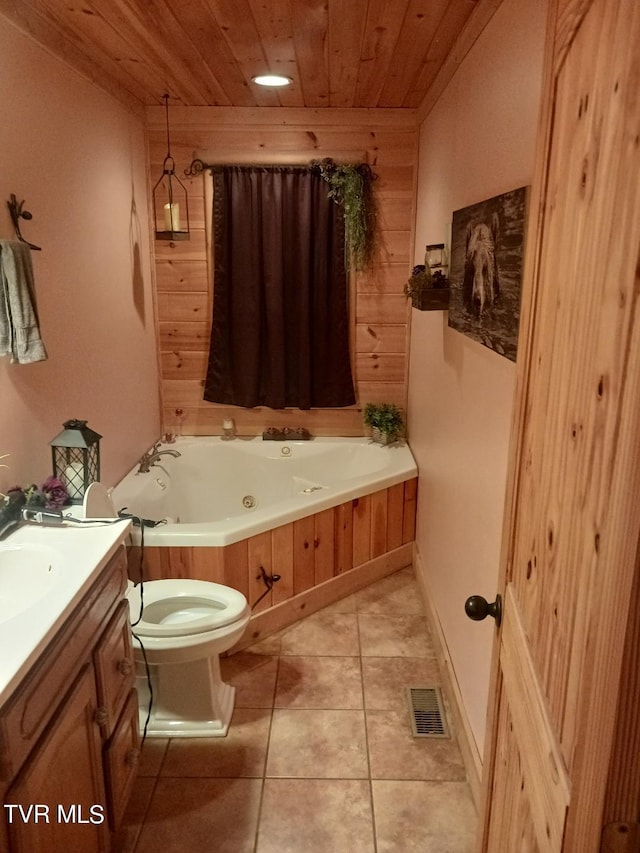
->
(0, 17), (160, 495)
(408, 0), (548, 757)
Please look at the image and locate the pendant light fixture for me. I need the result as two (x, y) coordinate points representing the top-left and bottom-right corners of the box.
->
(152, 94), (190, 241)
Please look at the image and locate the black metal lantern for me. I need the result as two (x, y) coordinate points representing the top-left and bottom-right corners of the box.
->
(152, 94), (190, 242)
(49, 419), (101, 504)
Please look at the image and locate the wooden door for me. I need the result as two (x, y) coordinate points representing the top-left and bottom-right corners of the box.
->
(478, 0), (640, 850)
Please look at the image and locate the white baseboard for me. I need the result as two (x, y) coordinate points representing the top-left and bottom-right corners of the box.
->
(413, 543), (483, 809)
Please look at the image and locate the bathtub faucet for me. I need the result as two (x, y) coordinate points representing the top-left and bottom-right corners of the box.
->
(137, 442), (181, 474)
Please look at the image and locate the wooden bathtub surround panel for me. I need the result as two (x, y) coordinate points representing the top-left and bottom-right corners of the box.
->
(129, 544), (227, 584)
(234, 542), (414, 654)
(387, 483), (405, 551)
(352, 495), (372, 567)
(127, 479), (418, 624)
(148, 108), (417, 437)
(271, 524), (295, 605)
(293, 516), (316, 595)
(222, 540), (250, 601)
(334, 500), (354, 575)
(248, 531), (273, 613)
(402, 477), (417, 544)
(314, 508), (336, 586)
(370, 489), (388, 558)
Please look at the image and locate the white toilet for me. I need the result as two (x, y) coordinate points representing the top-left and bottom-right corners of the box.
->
(126, 579), (251, 737)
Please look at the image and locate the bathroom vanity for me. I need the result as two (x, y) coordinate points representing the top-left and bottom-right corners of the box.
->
(0, 523), (138, 852)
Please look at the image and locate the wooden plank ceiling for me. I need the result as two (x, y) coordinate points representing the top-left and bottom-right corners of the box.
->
(0, 0), (482, 109)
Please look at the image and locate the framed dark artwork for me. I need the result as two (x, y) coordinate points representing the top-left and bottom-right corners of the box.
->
(448, 186), (528, 361)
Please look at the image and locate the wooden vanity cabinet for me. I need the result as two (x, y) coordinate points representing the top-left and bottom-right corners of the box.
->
(0, 546), (139, 853)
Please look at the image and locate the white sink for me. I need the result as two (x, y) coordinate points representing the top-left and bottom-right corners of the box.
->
(0, 544), (62, 625)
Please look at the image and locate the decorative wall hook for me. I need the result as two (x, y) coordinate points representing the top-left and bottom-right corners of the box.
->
(7, 194), (41, 251)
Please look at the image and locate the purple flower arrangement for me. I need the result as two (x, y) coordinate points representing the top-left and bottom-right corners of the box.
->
(8, 476), (70, 509)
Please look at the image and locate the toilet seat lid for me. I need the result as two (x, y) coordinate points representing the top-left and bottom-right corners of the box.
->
(128, 579), (249, 637)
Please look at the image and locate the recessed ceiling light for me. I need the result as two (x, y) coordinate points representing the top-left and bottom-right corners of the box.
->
(252, 74), (292, 87)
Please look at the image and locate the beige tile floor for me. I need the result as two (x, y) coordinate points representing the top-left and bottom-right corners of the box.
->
(115, 566), (477, 853)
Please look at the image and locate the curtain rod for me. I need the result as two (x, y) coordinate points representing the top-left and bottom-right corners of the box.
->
(184, 158), (375, 180)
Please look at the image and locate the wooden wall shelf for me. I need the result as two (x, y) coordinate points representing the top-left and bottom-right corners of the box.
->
(410, 288), (450, 311)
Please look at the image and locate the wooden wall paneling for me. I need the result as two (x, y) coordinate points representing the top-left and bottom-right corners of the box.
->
(223, 540), (249, 600)
(156, 292), (208, 322)
(248, 531), (273, 612)
(352, 495), (372, 567)
(386, 483), (405, 551)
(293, 515), (316, 594)
(355, 352), (406, 383)
(161, 405), (367, 437)
(313, 508), (335, 585)
(147, 107), (417, 436)
(159, 321), (210, 350)
(334, 500), (354, 574)
(402, 478), (417, 543)
(161, 351), (208, 381)
(163, 381), (203, 405)
(356, 264), (411, 293)
(355, 324), (408, 353)
(370, 489), (388, 558)
(355, 382), (406, 408)
(154, 229), (207, 261)
(377, 229), (412, 264)
(356, 294), (409, 326)
(271, 523), (295, 604)
(155, 260), (209, 292)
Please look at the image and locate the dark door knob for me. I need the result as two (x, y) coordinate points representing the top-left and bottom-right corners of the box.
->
(464, 594), (502, 627)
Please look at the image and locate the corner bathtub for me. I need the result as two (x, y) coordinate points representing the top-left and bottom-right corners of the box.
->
(111, 436), (417, 547)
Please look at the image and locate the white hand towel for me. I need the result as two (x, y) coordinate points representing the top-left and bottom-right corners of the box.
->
(0, 240), (47, 364)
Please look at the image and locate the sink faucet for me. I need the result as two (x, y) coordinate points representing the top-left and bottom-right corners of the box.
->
(136, 442), (181, 474)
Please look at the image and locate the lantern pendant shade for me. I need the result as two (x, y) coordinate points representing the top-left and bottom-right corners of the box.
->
(50, 419), (101, 504)
(153, 94), (190, 241)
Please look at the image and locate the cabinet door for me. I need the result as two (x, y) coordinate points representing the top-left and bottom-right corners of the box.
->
(93, 600), (136, 738)
(5, 665), (109, 853)
(104, 689), (140, 830)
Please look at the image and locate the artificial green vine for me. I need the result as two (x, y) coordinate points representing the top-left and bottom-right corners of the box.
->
(314, 159), (377, 270)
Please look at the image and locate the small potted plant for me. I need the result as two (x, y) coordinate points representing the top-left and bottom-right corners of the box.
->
(404, 253), (450, 311)
(363, 403), (405, 445)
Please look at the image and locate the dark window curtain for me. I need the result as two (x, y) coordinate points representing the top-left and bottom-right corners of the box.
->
(203, 165), (356, 410)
